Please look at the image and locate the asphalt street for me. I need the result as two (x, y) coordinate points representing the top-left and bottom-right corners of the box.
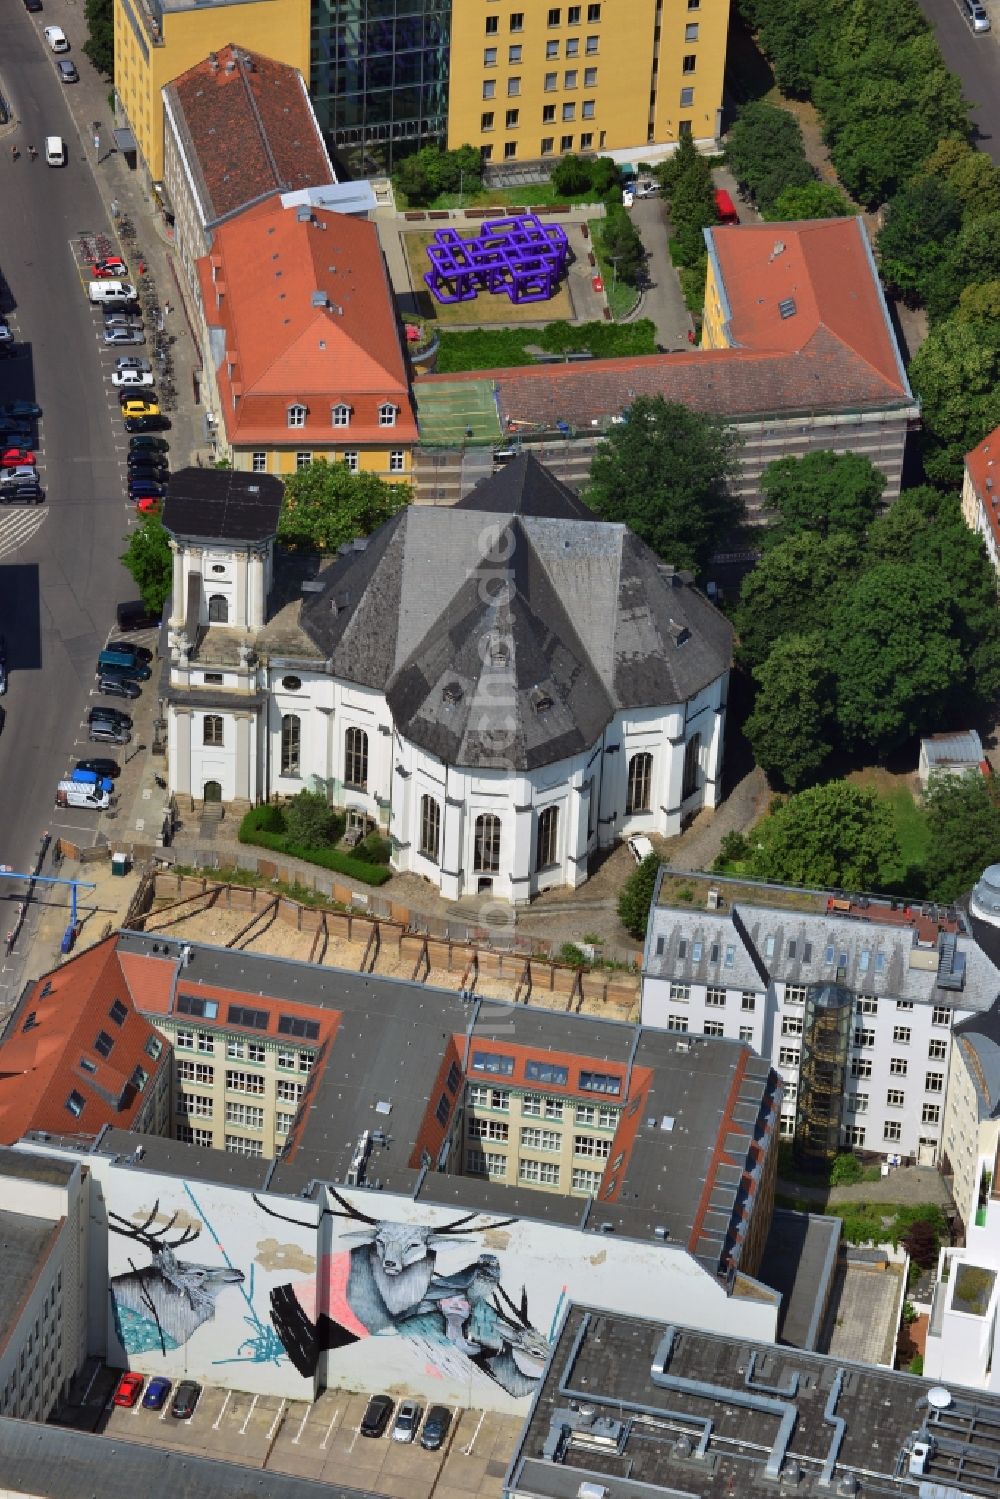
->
(0, 4), (140, 1002)
(915, 0), (1000, 160)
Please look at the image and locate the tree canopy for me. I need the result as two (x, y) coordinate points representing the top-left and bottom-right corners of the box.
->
(724, 102), (815, 214)
(765, 181), (852, 221)
(83, 0), (114, 75)
(278, 460), (410, 552)
(393, 145), (483, 207)
(745, 633), (836, 790)
(747, 782), (901, 891)
(618, 851), (660, 938)
(586, 396), (742, 572)
(908, 315), (1000, 486)
(761, 450), (886, 545)
(120, 512), (172, 614)
(734, 531), (858, 670)
(923, 774), (1000, 903)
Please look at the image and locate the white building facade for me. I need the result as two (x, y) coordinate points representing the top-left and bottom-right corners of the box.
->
(163, 459), (733, 902)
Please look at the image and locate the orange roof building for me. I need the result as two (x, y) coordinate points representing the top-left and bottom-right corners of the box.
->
(197, 197), (417, 483)
(963, 425), (1000, 579)
(0, 938), (171, 1144)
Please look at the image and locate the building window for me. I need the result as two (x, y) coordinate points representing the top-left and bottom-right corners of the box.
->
(932, 1006), (951, 1026)
(582, 99), (595, 117)
(469, 1084), (510, 1110)
(667, 1014), (688, 1033)
(572, 1168), (602, 1194)
(208, 594), (228, 623)
(856, 996), (877, 1015)
(510, 10), (523, 26)
(177, 1126), (213, 1147)
(226, 1102), (264, 1129)
(203, 715), (223, 747)
(520, 1126), (561, 1153)
(892, 1026), (911, 1045)
(586, 32), (599, 50)
(682, 734), (701, 799)
(925, 1071), (944, 1092)
(277, 1078), (304, 1103)
(851, 1057), (872, 1078)
(332, 403), (351, 427)
(467, 1150), (507, 1178)
(482, 110), (495, 129)
(887, 1057), (908, 1079)
(883, 1120), (902, 1143)
(584, 66), (597, 85)
(566, 35), (579, 53)
(65, 1090), (85, 1118)
(378, 403), (397, 428)
(344, 726), (368, 788)
(280, 714), (301, 777)
(928, 1039), (947, 1060)
(778, 1046), (800, 1067)
(670, 982), (690, 1002)
(737, 1025), (753, 1042)
(474, 813), (501, 873)
(389, 450), (405, 473)
(564, 69), (577, 87)
(706, 987), (726, 1007)
(741, 992), (757, 1012)
(587, 2), (600, 16)
(508, 75), (521, 95)
(287, 404), (306, 428)
(196, 1031), (214, 1054)
(508, 42), (522, 60)
(227, 1070), (265, 1095)
(251, 451), (267, 472)
(703, 1020), (724, 1037)
(680, 86), (694, 107)
(886, 1088), (905, 1109)
(536, 806), (558, 869)
(683, 53), (696, 71)
(177, 1093), (213, 1118)
(574, 1135), (612, 1158)
(922, 1103), (941, 1126)
(486, 13), (499, 30)
(848, 1093), (868, 1113)
(468, 1117), (509, 1141)
(541, 136), (555, 153)
(685, 21), (699, 37)
(785, 985), (807, 1005)
(343, 451), (359, 473)
(177, 1060), (214, 1085)
(295, 452), (311, 471)
(226, 1135), (264, 1157)
(626, 752), (652, 813)
(275, 1112), (295, 1136)
(548, 4), (561, 19)
(419, 794), (441, 862)
(544, 71), (557, 89)
(562, 102), (575, 121)
(846, 1125), (865, 1148)
(519, 1158), (559, 1185)
(506, 108), (519, 128)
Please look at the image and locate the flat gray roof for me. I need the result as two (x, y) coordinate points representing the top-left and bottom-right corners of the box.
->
(0, 1416), (381, 1498)
(0, 1210), (60, 1355)
(0, 1146), (77, 1187)
(512, 1303), (1000, 1499)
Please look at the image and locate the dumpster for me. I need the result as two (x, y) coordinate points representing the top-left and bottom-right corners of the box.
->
(111, 851), (129, 878)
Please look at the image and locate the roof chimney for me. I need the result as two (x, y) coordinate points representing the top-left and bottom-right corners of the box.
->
(208, 51), (219, 71)
(224, 56), (237, 73)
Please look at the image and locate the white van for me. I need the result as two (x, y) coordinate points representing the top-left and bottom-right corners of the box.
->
(55, 778), (111, 810)
(88, 280), (137, 304)
(45, 136), (66, 167)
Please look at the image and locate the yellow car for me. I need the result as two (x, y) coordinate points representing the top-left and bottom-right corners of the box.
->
(120, 398), (160, 419)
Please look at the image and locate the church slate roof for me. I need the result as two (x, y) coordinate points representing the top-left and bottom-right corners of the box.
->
(299, 456), (732, 773)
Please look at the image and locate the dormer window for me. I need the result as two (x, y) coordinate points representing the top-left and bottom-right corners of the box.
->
(287, 403), (307, 429)
(378, 402), (397, 427)
(332, 403), (351, 427)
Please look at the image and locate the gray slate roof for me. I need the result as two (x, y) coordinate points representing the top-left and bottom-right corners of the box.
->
(299, 459), (732, 772)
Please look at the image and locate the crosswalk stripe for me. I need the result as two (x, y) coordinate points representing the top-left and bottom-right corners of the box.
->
(0, 507), (49, 561)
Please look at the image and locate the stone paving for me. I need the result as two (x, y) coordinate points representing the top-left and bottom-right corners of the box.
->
(821, 1263), (905, 1366)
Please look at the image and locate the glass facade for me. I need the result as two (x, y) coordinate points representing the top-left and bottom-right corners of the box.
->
(311, 0), (450, 174)
(794, 982), (853, 1166)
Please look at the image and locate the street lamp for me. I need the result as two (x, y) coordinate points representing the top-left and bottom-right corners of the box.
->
(608, 253), (623, 293)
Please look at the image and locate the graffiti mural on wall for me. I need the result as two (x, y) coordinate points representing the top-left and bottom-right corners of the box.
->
(254, 1190), (552, 1398)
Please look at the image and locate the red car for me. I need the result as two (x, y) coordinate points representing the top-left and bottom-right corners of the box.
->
(135, 496), (161, 514)
(91, 258), (128, 279)
(1, 448), (34, 467)
(113, 1371), (144, 1407)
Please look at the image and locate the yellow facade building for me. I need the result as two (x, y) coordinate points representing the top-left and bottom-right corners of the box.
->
(113, 0), (310, 181)
(446, 0), (729, 168)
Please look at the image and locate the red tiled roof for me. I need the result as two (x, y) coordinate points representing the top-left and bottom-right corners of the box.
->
(707, 217), (907, 392)
(164, 44), (334, 227)
(0, 937), (170, 1143)
(198, 198), (418, 448)
(965, 424), (1000, 554)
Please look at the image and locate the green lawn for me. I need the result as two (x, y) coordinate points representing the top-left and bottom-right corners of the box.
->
(886, 785), (930, 872)
(588, 219), (639, 319)
(397, 183), (610, 211)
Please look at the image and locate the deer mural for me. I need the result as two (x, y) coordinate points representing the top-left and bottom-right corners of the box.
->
(109, 1201), (245, 1355)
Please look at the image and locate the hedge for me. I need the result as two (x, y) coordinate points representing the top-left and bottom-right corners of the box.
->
(435, 318), (657, 374)
(238, 811), (393, 886)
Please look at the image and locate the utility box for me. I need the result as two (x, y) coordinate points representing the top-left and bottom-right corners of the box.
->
(111, 851), (129, 878)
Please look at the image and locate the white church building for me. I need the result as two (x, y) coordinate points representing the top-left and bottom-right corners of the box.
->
(161, 457), (733, 902)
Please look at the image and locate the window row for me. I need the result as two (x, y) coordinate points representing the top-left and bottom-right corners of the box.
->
(484, 50), (599, 74)
(252, 451), (407, 475)
(285, 402), (399, 430)
(485, 4), (602, 30)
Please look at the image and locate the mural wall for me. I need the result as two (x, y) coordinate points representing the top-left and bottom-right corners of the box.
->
(91, 1162), (780, 1409)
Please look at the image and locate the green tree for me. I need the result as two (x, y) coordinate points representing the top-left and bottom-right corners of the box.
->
(876, 177), (962, 303)
(952, 212), (1000, 293)
(120, 512), (171, 614)
(658, 135), (717, 268)
(734, 532), (858, 669)
(747, 782), (901, 890)
(83, 0), (114, 75)
(552, 153), (594, 195)
(957, 281), (1000, 322)
(618, 851), (659, 938)
(599, 204), (645, 285)
(283, 788), (340, 847)
(394, 145), (481, 206)
(766, 181), (852, 220)
(586, 396), (742, 572)
(923, 137), (1000, 220)
(745, 633), (836, 789)
(831, 563), (963, 751)
(278, 460), (410, 552)
(761, 450), (886, 544)
(909, 315), (1000, 486)
(724, 101), (814, 213)
(922, 775), (1000, 903)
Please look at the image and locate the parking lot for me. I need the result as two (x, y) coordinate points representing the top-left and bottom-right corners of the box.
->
(57, 1365), (522, 1499)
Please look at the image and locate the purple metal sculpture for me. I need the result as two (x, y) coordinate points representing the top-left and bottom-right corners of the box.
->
(424, 213), (570, 305)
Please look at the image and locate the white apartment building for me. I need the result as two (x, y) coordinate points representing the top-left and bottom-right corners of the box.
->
(642, 870), (1000, 1165)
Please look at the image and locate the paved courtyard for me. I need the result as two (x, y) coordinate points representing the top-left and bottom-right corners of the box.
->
(821, 1264), (905, 1366)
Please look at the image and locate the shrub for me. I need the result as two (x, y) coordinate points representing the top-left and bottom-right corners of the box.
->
(283, 789), (343, 848)
(558, 942), (589, 967)
(618, 852), (660, 938)
(908, 1354), (924, 1376)
(830, 1153), (864, 1186)
(354, 833), (392, 865)
(902, 1216), (941, 1269)
(241, 804), (286, 836)
(238, 819), (391, 886)
(718, 830), (750, 864)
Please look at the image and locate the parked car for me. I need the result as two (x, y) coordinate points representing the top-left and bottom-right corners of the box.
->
(360, 1394), (394, 1437)
(627, 834), (654, 865)
(171, 1381), (201, 1420)
(420, 1405), (452, 1451)
(104, 311), (143, 328)
(88, 704), (132, 728)
(75, 757), (120, 779)
(129, 435), (168, 454)
(92, 257), (128, 278)
(113, 1372), (144, 1408)
(962, 0), (991, 28)
(107, 641), (153, 664)
(44, 136), (66, 167)
(0, 481), (42, 504)
(0, 323), (14, 344)
(1, 448), (34, 467)
(135, 496), (161, 515)
(0, 636), (7, 695)
(0, 466), (38, 489)
(129, 480), (166, 501)
(142, 1376), (172, 1411)
(391, 1400), (422, 1443)
(124, 414), (170, 433)
(23, 0), (43, 11)
(96, 671), (141, 700)
(121, 399), (160, 419)
(56, 57), (78, 82)
(116, 600), (160, 631)
(128, 454), (168, 473)
(115, 357), (151, 375)
(43, 24), (69, 49)
(0, 402), (41, 419)
(113, 370), (155, 389)
(105, 327), (145, 346)
(88, 718), (131, 745)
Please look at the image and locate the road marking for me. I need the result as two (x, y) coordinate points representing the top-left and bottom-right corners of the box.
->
(293, 1405), (311, 1445)
(267, 1400), (285, 1440)
(239, 1394), (258, 1434)
(0, 507), (48, 561)
(319, 1407), (340, 1449)
(212, 1390), (231, 1430)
